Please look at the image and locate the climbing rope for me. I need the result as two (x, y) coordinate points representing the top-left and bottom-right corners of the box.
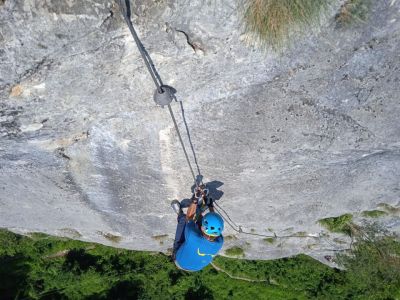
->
(214, 202), (314, 239)
(178, 100), (202, 180)
(119, 0), (162, 92)
(119, 0), (200, 186)
(167, 104), (198, 184)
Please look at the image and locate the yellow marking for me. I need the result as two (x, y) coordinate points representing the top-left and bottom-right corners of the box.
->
(197, 248), (216, 257)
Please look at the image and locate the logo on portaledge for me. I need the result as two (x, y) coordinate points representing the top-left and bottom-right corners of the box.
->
(197, 248), (216, 257)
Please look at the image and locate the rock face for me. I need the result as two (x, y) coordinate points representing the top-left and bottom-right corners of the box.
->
(1, 0), (399, 264)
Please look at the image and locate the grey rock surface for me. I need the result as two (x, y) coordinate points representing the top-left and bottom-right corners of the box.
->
(1, 0), (399, 265)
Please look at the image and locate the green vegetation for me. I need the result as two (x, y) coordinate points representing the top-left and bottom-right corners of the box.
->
(151, 234), (169, 240)
(335, 0), (372, 26)
(361, 209), (388, 218)
(243, 0), (374, 48)
(1, 227), (399, 299)
(224, 234), (238, 241)
(306, 243), (317, 249)
(318, 213), (353, 234)
(244, 0), (329, 49)
(377, 202), (400, 214)
(336, 222), (400, 299)
(60, 228), (82, 239)
(0, 229), (324, 299)
(152, 234), (169, 245)
(263, 237), (275, 244)
(294, 231), (307, 237)
(225, 246), (245, 257)
(333, 238), (348, 245)
(97, 231), (122, 243)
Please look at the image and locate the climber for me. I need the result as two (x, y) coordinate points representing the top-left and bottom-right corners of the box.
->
(171, 185), (224, 272)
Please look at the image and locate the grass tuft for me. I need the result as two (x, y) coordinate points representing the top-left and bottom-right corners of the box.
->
(294, 231), (308, 237)
(152, 234), (168, 246)
(151, 234), (168, 241)
(318, 213), (353, 235)
(361, 210), (388, 218)
(333, 238), (348, 245)
(225, 246), (245, 257)
(60, 228), (82, 239)
(377, 203), (400, 214)
(224, 235), (238, 241)
(244, 0), (329, 49)
(264, 237), (275, 244)
(335, 0), (371, 26)
(97, 231), (122, 243)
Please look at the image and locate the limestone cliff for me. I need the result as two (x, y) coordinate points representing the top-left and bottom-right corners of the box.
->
(1, 0), (399, 265)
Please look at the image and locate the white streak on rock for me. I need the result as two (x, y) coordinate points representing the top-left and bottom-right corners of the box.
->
(20, 123), (43, 132)
(159, 125), (180, 200)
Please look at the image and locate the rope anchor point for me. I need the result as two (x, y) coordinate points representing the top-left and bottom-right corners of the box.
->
(153, 86), (174, 108)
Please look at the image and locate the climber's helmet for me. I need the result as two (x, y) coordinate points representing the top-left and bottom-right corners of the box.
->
(201, 212), (224, 237)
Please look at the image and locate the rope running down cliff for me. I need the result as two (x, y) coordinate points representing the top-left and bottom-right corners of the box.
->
(118, 0), (200, 187)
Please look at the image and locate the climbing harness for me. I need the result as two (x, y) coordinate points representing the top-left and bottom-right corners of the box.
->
(118, 0), (200, 187)
(192, 185), (212, 221)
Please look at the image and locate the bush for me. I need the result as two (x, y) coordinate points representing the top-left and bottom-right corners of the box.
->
(335, 222), (400, 299)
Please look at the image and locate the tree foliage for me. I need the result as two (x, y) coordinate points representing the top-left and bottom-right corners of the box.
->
(335, 222), (400, 299)
(1, 227), (399, 299)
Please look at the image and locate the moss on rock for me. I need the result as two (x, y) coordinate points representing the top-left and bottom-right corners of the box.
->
(318, 213), (353, 235)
